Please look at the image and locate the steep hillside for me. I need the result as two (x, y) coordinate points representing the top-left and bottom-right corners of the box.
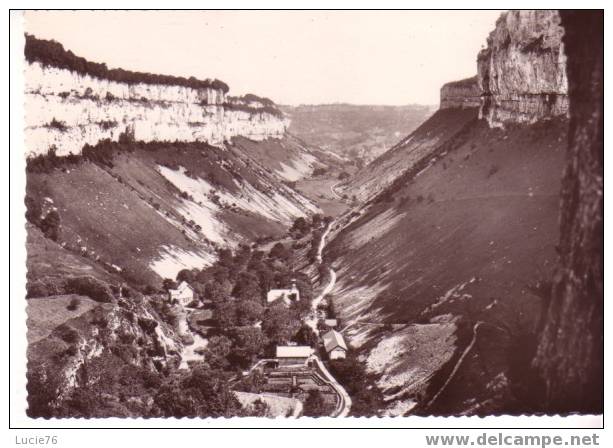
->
(324, 10), (571, 415)
(281, 104), (435, 167)
(26, 138), (319, 288)
(340, 107), (479, 202)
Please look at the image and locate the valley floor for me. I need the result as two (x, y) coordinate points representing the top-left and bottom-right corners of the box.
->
(294, 177), (349, 217)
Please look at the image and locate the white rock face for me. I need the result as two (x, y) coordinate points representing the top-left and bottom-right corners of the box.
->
(477, 10), (568, 127)
(24, 62), (289, 157)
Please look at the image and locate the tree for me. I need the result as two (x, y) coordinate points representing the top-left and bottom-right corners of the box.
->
(235, 300), (264, 326)
(261, 303), (300, 345)
(229, 327), (268, 367)
(250, 399), (270, 417)
(153, 366), (242, 417)
(303, 390), (328, 417)
(232, 271), (262, 301)
(176, 269), (195, 284)
(292, 324), (318, 347)
(162, 278), (178, 291)
(289, 217), (310, 237)
(204, 335), (233, 370)
(40, 210), (61, 241)
(205, 279), (232, 303)
(269, 242), (290, 260)
(213, 300), (237, 328)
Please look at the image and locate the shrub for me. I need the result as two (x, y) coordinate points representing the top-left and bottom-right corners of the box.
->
(487, 164), (500, 178)
(48, 118), (68, 132)
(26, 280), (51, 298)
(39, 210), (61, 241)
(65, 276), (114, 302)
(138, 317), (158, 334)
(56, 324), (79, 344)
(303, 390), (328, 417)
(66, 297), (81, 311)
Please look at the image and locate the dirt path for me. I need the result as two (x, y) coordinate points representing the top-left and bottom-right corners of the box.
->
(329, 181), (344, 201)
(306, 221), (336, 332)
(302, 219), (352, 416)
(425, 321), (484, 408)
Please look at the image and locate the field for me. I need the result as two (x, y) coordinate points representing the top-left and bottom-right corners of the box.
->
(294, 178), (349, 217)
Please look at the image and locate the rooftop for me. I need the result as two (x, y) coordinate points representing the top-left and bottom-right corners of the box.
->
(322, 330), (348, 353)
(276, 346), (313, 358)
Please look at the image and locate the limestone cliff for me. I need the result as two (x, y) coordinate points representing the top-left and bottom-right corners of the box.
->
(439, 76), (480, 110)
(24, 36), (289, 157)
(477, 10), (568, 127)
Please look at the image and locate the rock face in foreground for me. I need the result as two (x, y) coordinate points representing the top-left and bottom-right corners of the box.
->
(477, 10), (568, 127)
(534, 10), (603, 414)
(439, 76), (480, 110)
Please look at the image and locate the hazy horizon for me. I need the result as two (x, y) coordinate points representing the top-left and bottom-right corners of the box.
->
(24, 10), (502, 106)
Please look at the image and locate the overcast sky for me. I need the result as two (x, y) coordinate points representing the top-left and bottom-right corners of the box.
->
(25, 10), (502, 106)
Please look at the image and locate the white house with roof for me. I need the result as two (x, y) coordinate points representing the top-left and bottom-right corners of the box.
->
(324, 318), (338, 328)
(275, 345), (313, 366)
(267, 279), (300, 305)
(168, 281), (195, 307)
(322, 329), (348, 360)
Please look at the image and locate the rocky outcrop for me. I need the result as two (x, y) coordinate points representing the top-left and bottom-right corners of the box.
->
(477, 10), (568, 127)
(440, 76), (481, 109)
(534, 10), (603, 414)
(24, 37), (288, 157)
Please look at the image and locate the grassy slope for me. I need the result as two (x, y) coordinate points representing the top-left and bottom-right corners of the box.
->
(328, 114), (568, 414)
(341, 108), (479, 202)
(294, 178), (349, 218)
(229, 135), (340, 181)
(26, 138), (318, 288)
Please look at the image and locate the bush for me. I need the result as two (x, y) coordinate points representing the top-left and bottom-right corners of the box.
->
(39, 210), (61, 241)
(138, 317), (159, 334)
(303, 390), (328, 417)
(66, 297), (81, 311)
(56, 324), (79, 344)
(48, 118), (68, 132)
(65, 276), (114, 302)
(487, 164), (500, 178)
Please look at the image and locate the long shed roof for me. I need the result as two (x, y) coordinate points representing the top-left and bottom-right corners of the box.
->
(276, 346), (313, 358)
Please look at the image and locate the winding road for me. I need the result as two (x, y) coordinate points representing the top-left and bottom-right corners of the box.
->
(306, 221), (336, 333)
(304, 219), (352, 416)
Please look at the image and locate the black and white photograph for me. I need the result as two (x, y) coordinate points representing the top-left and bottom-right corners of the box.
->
(8, 6), (604, 432)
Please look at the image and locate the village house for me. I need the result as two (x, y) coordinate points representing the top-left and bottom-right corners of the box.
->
(324, 318), (338, 328)
(275, 345), (313, 366)
(168, 281), (195, 307)
(322, 329), (348, 360)
(267, 279), (300, 305)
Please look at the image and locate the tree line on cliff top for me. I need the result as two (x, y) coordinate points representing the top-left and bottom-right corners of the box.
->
(24, 34), (230, 93)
